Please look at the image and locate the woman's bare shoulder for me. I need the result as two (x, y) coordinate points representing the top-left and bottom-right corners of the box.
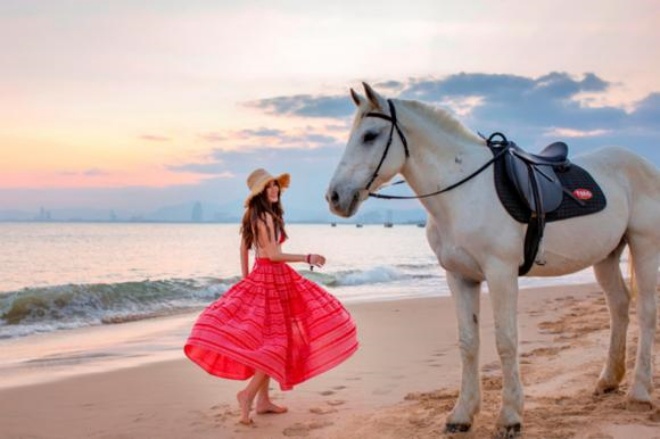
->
(254, 213), (276, 244)
(255, 212), (274, 228)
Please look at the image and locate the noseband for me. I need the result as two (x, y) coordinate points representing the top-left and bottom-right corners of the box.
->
(364, 99), (510, 200)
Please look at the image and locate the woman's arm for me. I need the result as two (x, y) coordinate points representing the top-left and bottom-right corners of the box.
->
(240, 237), (249, 278)
(256, 215), (326, 267)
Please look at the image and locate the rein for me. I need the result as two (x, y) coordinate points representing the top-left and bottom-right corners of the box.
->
(364, 100), (510, 200)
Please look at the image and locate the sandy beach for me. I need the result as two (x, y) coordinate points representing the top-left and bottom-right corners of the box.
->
(1, 282), (659, 439)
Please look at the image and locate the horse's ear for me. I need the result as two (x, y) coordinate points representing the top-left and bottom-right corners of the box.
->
(350, 88), (363, 107)
(362, 82), (386, 110)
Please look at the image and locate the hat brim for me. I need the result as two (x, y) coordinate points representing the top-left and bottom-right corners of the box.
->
(244, 173), (290, 207)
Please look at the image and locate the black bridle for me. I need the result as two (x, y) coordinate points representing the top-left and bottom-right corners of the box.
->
(363, 99), (409, 191)
(364, 99), (510, 200)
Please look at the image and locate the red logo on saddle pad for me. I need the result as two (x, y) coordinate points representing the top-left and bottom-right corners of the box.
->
(573, 188), (593, 200)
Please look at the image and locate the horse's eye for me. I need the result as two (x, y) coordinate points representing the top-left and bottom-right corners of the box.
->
(362, 131), (379, 143)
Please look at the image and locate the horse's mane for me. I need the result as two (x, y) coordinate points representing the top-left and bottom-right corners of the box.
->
(400, 99), (484, 145)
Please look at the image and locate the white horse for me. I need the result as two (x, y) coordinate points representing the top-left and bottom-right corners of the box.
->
(326, 83), (660, 436)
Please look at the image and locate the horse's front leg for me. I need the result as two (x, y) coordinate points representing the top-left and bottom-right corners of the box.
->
(486, 265), (524, 435)
(445, 271), (482, 433)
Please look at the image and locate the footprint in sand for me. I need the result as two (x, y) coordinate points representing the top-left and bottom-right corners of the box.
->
(188, 407), (230, 430)
(326, 399), (346, 407)
(372, 388), (392, 395)
(521, 345), (569, 358)
(481, 361), (500, 373)
(320, 386), (346, 396)
(283, 420), (334, 437)
(309, 406), (338, 415)
(648, 407), (660, 422)
(309, 399), (346, 414)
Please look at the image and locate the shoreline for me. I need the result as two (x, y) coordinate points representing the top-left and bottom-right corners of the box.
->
(0, 281), (600, 391)
(1, 282), (659, 438)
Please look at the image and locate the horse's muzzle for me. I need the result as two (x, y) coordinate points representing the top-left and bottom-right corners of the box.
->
(326, 187), (361, 218)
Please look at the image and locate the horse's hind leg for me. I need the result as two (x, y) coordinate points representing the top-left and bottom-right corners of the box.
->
(627, 235), (659, 404)
(593, 240), (631, 394)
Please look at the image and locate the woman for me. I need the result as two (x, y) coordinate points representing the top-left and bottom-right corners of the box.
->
(184, 168), (359, 425)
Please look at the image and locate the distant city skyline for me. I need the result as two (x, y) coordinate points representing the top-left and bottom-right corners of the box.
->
(1, 1), (658, 219)
(0, 200), (427, 225)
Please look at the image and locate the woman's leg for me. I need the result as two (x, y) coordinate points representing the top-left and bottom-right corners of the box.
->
(256, 375), (288, 414)
(237, 371), (268, 424)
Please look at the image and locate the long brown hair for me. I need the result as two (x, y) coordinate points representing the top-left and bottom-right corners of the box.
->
(240, 183), (287, 249)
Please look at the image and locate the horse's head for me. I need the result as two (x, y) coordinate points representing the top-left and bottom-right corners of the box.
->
(326, 83), (408, 218)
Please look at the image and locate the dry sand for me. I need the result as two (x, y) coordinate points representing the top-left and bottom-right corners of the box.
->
(0, 282), (658, 439)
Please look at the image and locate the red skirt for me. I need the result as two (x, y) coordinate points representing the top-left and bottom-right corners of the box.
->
(184, 258), (359, 390)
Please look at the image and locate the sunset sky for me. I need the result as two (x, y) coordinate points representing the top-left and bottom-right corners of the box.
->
(1, 0), (659, 219)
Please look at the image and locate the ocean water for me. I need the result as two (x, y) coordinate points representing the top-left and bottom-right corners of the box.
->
(0, 222), (601, 339)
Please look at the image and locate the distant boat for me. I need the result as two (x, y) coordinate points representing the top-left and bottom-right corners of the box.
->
(356, 223), (363, 228)
(330, 222), (337, 227)
(417, 222), (426, 228)
(384, 210), (393, 227)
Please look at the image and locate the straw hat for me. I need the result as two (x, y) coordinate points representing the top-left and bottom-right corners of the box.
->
(244, 168), (290, 207)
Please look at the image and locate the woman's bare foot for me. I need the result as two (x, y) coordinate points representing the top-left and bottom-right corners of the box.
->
(256, 399), (288, 415)
(237, 390), (254, 425)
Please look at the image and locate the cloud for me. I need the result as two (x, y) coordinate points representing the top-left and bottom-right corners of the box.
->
(58, 168), (109, 177)
(193, 125), (344, 153)
(245, 72), (659, 160)
(83, 168), (108, 176)
(630, 92), (660, 128)
(237, 128), (286, 138)
(399, 72), (626, 132)
(6, 71), (657, 218)
(373, 80), (406, 92)
(401, 72), (609, 103)
(246, 72), (625, 130)
(140, 134), (170, 142)
(245, 94), (354, 118)
(168, 162), (233, 176)
(199, 132), (226, 143)
(19, 72), (655, 214)
(181, 143), (343, 177)
(544, 128), (610, 138)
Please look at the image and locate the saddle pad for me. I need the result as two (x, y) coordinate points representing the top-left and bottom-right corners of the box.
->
(489, 146), (607, 223)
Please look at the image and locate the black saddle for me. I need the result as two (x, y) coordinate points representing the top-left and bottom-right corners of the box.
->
(510, 141), (568, 165)
(486, 133), (607, 276)
(504, 142), (571, 214)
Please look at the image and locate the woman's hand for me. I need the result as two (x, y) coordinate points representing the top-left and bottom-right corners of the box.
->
(308, 253), (326, 268)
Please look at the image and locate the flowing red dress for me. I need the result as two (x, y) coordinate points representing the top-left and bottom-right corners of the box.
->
(184, 257), (359, 390)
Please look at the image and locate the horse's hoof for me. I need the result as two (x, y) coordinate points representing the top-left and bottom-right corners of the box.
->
(492, 423), (522, 439)
(626, 399), (654, 412)
(444, 423), (471, 433)
(594, 379), (620, 395)
(593, 385), (619, 396)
